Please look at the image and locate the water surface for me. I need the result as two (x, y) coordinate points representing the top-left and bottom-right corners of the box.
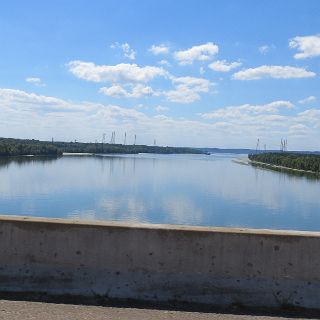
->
(0, 153), (319, 231)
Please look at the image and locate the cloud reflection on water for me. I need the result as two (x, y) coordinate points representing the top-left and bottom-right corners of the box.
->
(0, 154), (319, 231)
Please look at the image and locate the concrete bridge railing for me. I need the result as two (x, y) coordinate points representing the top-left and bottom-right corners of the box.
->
(0, 215), (320, 310)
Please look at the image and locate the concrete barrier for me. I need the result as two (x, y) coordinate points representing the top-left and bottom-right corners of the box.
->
(0, 215), (320, 310)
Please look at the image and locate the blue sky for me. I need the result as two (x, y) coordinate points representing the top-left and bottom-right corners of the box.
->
(0, 0), (319, 150)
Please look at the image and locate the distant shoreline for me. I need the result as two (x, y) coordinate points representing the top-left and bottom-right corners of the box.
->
(249, 159), (319, 175)
(232, 156), (320, 176)
(248, 153), (320, 175)
(0, 137), (206, 157)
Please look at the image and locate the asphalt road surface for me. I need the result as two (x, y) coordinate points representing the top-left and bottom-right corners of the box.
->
(0, 300), (318, 320)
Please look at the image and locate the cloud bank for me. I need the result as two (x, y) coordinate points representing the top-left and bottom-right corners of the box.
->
(233, 65), (316, 80)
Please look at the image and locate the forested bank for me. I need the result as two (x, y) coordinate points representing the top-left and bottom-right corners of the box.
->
(0, 139), (62, 156)
(0, 138), (205, 157)
(249, 153), (320, 173)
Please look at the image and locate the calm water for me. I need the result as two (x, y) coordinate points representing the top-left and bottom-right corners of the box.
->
(0, 153), (319, 231)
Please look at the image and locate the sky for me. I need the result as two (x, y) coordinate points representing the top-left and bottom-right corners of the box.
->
(0, 0), (320, 150)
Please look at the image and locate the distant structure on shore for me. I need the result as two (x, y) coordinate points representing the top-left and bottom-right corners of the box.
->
(254, 138), (289, 154)
(280, 138), (288, 152)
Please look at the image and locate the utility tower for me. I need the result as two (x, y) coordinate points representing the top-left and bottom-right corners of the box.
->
(255, 138), (260, 154)
(280, 138), (288, 152)
(134, 134), (136, 145)
(110, 132), (113, 144)
(123, 132), (127, 145)
(110, 131), (116, 144)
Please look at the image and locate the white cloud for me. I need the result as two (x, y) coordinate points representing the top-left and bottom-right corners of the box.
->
(99, 84), (158, 98)
(135, 103), (145, 110)
(297, 109), (320, 125)
(134, 86), (155, 98)
(232, 65), (316, 80)
(68, 60), (212, 103)
(98, 75), (213, 104)
(198, 100), (320, 148)
(174, 42), (219, 65)
(99, 85), (128, 98)
(201, 100), (294, 120)
(259, 45), (270, 55)
(158, 59), (170, 66)
(0, 87), (213, 146)
(149, 44), (169, 55)
(298, 96), (317, 104)
(110, 42), (136, 60)
(67, 61), (168, 83)
(208, 60), (242, 72)
(155, 105), (169, 112)
(289, 123), (308, 135)
(25, 77), (45, 87)
(298, 109), (320, 117)
(0, 88), (149, 121)
(1, 88), (319, 149)
(289, 35), (320, 59)
(0, 88), (70, 109)
(164, 76), (214, 103)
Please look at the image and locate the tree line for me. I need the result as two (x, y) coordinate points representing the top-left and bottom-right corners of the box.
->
(0, 138), (62, 156)
(0, 138), (205, 157)
(249, 152), (320, 173)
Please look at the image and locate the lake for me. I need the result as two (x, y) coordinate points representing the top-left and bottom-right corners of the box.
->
(0, 153), (319, 231)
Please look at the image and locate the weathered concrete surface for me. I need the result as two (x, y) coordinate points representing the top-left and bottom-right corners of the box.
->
(0, 300), (318, 320)
(1, 215), (320, 311)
